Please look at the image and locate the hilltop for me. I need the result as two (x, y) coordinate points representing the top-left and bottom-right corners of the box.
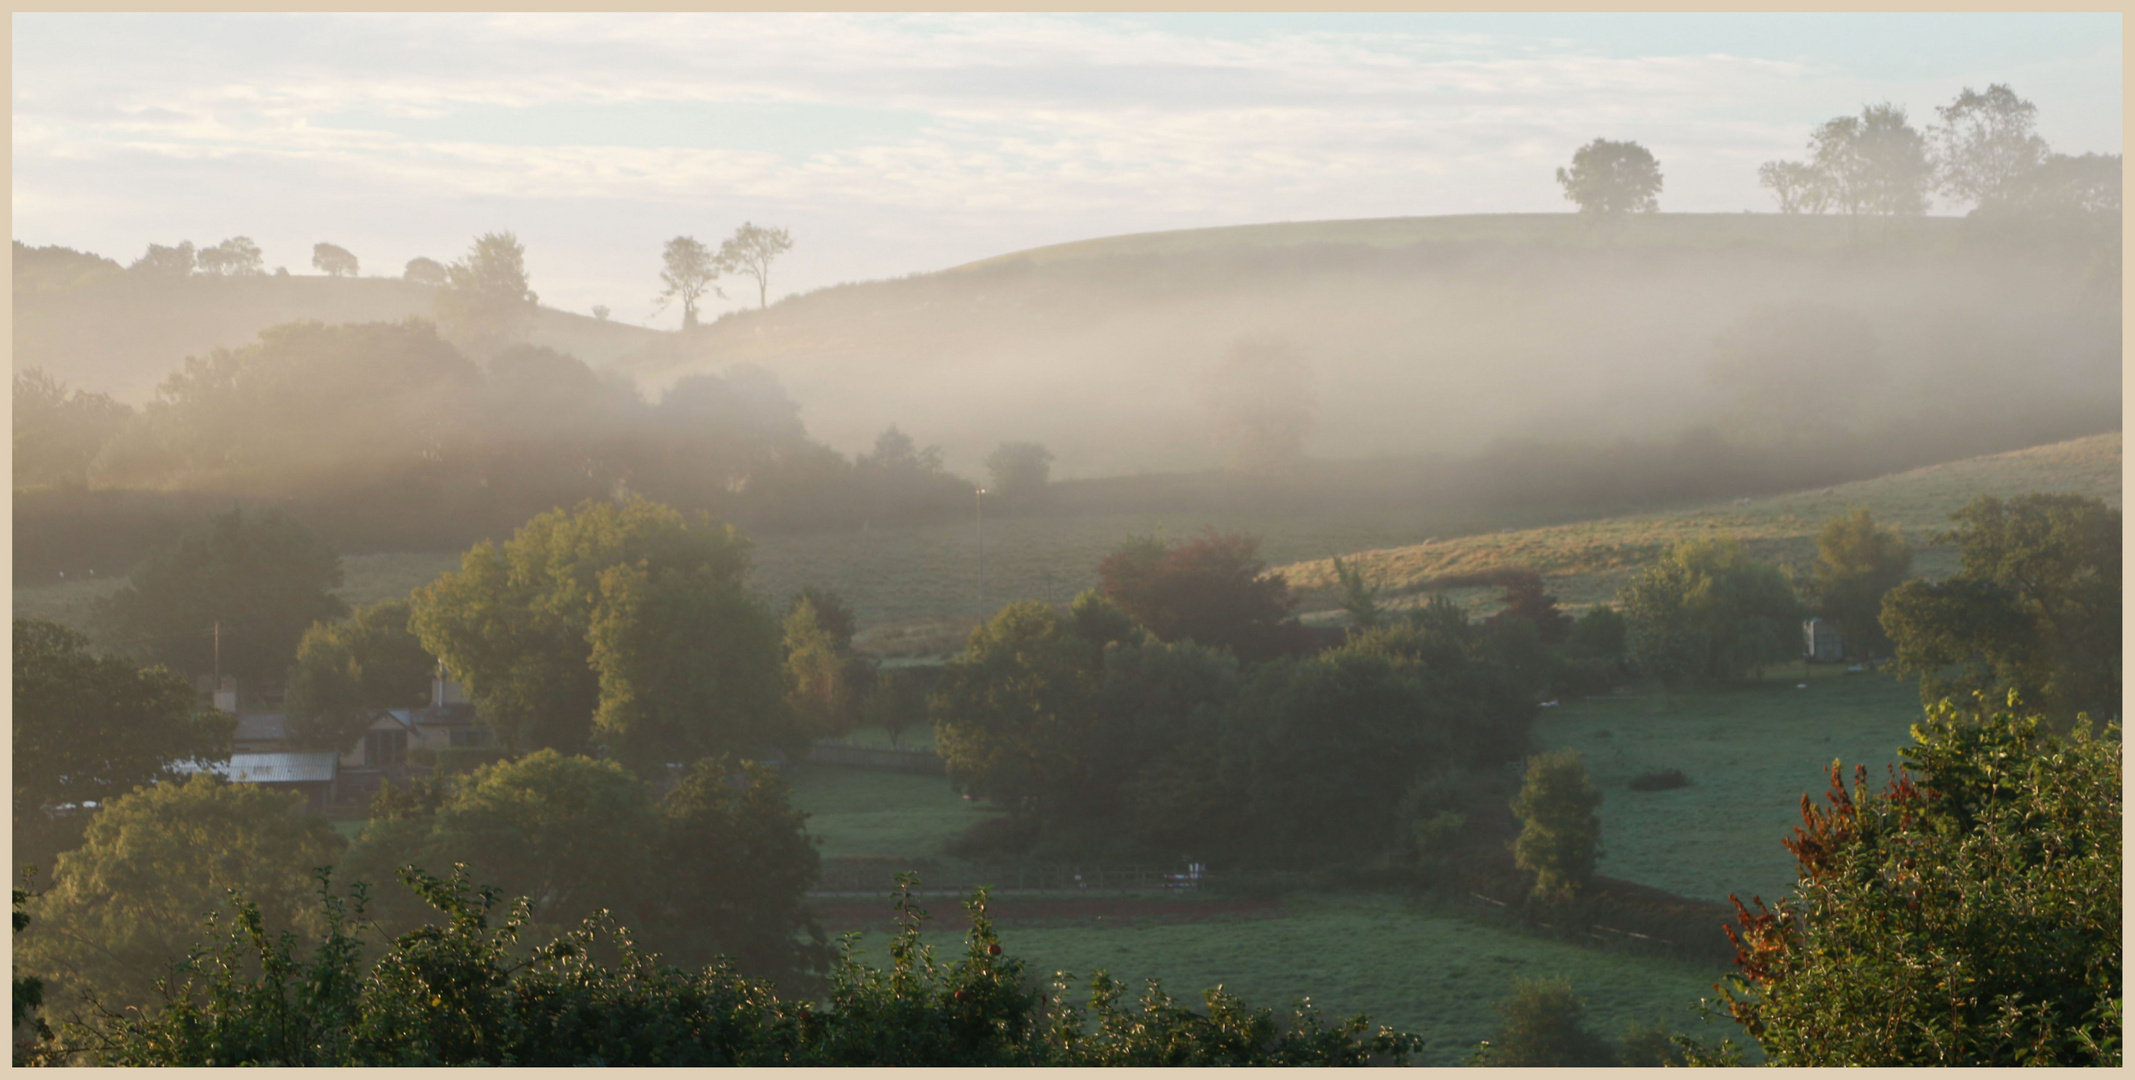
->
(1275, 431), (2123, 617)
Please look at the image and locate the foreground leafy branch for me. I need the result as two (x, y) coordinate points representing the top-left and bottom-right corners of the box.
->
(37, 869), (1418, 1067)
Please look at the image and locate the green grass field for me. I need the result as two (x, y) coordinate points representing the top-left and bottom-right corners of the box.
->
(1532, 666), (1926, 904)
(829, 890), (1728, 1066)
(784, 763), (998, 862)
(1278, 431), (2122, 616)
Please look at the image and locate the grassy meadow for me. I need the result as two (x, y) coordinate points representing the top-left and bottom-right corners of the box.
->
(831, 891), (1729, 1068)
(1531, 665), (1926, 904)
(1278, 431), (2122, 616)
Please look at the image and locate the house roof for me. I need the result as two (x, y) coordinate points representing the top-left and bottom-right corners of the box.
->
(176, 752), (339, 785)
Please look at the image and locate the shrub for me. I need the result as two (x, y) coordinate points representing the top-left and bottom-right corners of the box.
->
(1627, 769), (1689, 792)
(1470, 976), (1616, 1066)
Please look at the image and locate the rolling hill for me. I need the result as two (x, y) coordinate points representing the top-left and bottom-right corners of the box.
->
(17, 213), (2117, 483)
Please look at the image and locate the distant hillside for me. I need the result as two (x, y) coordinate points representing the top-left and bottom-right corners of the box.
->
(1275, 431), (2123, 617)
(17, 214), (2117, 482)
(12, 248), (664, 403)
(626, 212), (2116, 478)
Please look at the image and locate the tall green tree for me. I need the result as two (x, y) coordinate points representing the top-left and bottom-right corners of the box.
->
(1511, 749), (1603, 903)
(283, 600), (436, 753)
(410, 497), (776, 757)
(17, 775), (343, 1014)
(930, 598), (1115, 819)
(1880, 492), (2119, 724)
(1619, 537), (1801, 685)
(1810, 508), (1912, 659)
(1554, 138), (1663, 215)
(782, 597), (852, 739)
(1715, 699), (2119, 1066)
(310, 242), (360, 278)
(97, 507), (348, 686)
(648, 757), (826, 982)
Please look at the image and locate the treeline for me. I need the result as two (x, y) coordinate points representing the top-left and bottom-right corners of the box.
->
(13, 318), (978, 575)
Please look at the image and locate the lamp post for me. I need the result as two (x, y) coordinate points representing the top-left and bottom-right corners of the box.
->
(975, 487), (987, 610)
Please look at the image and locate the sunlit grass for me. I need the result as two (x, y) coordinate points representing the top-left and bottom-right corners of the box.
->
(1277, 431), (2121, 614)
(784, 762), (997, 862)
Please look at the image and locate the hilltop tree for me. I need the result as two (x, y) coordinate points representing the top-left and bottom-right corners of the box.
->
(1511, 749), (1603, 903)
(402, 256), (448, 285)
(1714, 700), (2119, 1066)
(433, 231), (539, 352)
(1757, 160), (1829, 214)
(656, 236), (722, 329)
(97, 507), (348, 686)
(717, 223), (792, 309)
(1555, 138), (1663, 215)
(1809, 508), (1911, 659)
(1929, 83), (2051, 210)
(195, 236), (265, 277)
(1808, 104), (1933, 219)
(283, 600), (437, 753)
(130, 241), (195, 278)
(1879, 492), (2119, 724)
(310, 242), (359, 277)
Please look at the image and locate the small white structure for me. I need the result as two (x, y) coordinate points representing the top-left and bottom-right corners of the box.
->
(1803, 618), (1843, 663)
(175, 752), (340, 810)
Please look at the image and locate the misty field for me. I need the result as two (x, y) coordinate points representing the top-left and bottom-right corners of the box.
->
(1279, 431), (2122, 614)
(824, 890), (1725, 1067)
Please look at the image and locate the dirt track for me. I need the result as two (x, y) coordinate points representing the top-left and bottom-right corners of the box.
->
(808, 895), (1286, 932)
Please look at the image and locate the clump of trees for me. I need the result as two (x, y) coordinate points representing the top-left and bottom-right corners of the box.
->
(931, 586), (1537, 867)
(1618, 537), (1800, 685)
(1880, 492), (2119, 724)
(432, 232), (539, 354)
(1759, 83), (2120, 240)
(1710, 698), (2120, 1066)
(310, 243), (358, 278)
(96, 506), (349, 688)
(1555, 138), (1663, 215)
(984, 441), (1053, 508)
(12, 368), (131, 492)
(410, 498), (788, 768)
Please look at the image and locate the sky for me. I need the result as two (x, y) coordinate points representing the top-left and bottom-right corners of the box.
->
(12, 12), (2122, 328)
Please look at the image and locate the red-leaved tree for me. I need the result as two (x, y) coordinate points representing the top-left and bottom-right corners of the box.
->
(1096, 531), (1306, 663)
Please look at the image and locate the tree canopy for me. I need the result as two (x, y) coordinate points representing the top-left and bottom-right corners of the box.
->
(1554, 138), (1663, 215)
(1619, 537), (1800, 685)
(410, 497), (784, 761)
(1880, 492), (2119, 724)
(717, 223), (792, 310)
(1930, 83), (2051, 209)
(13, 367), (132, 492)
(310, 242), (359, 277)
(97, 506), (348, 686)
(1096, 530), (1301, 663)
(1810, 508), (1912, 659)
(657, 235), (722, 329)
(433, 231), (539, 353)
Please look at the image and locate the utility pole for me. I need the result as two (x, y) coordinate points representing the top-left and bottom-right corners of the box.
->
(213, 620), (221, 686)
(975, 487), (987, 611)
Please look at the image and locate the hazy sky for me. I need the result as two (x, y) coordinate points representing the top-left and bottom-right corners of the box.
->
(14, 12), (2122, 327)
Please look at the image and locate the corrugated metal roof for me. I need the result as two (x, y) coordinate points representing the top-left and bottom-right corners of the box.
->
(176, 752), (339, 784)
